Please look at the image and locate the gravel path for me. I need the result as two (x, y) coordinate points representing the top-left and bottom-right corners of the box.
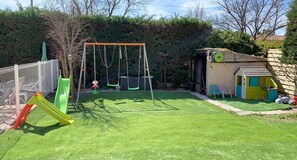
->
(190, 92), (297, 116)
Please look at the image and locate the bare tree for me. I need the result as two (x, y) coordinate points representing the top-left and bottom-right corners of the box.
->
(43, 0), (74, 14)
(71, 0), (102, 15)
(16, 0), (24, 10)
(102, 0), (121, 17)
(43, 11), (90, 98)
(43, 0), (150, 17)
(122, 0), (149, 17)
(186, 3), (206, 20)
(72, 0), (83, 15)
(214, 0), (287, 40)
(43, 0), (101, 15)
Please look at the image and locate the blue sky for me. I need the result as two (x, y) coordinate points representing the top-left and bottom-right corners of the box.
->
(0, 0), (289, 35)
(0, 0), (219, 16)
(145, 0), (220, 18)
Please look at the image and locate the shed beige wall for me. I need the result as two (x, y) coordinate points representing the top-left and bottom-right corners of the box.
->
(267, 49), (296, 95)
(200, 48), (267, 96)
(206, 61), (266, 96)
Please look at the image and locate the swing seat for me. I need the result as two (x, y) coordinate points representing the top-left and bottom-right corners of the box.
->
(128, 87), (139, 91)
(107, 83), (120, 87)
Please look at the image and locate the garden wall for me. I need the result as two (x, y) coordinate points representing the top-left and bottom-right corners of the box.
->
(267, 49), (296, 95)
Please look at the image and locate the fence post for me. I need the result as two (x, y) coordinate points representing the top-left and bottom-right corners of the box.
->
(56, 60), (59, 89)
(50, 60), (54, 92)
(56, 60), (59, 82)
(38, 61), (42, 92)
(14, 64), (20, 116)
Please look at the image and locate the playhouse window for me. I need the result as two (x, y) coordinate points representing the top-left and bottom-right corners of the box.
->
(237, 76), (242, 86)
(249, 77), (259, 87)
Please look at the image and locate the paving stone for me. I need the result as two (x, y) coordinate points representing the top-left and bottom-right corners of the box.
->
(190, 92), (297, 116)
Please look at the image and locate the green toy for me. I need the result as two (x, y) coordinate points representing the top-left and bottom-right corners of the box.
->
(213, 51), (224, 62)
(54, 76), (71, 113)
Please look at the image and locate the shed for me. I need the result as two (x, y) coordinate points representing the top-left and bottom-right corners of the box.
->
(234, 66), (278, 101)
(190, 48), (268, 95)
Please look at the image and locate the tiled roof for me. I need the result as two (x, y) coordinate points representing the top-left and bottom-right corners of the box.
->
(238, 66), (272, 76)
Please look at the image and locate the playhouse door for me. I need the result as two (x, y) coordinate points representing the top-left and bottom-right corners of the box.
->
(236, 85), (242, 97)
(236, 76), (242, 97)
(242, 77), (246, 99)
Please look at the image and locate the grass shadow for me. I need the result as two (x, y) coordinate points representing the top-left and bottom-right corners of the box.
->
(78, 91), (199, 103)
(157, 99), (179, 111)
(16, 122), (62, 136)
(79, 104), (122, 131)
(115, 102), (126, 105)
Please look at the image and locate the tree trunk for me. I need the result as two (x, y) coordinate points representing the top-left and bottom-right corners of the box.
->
(68, 56), (75, 103)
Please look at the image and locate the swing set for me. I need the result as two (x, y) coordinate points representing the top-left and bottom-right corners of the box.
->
(75, 42), (155, 109)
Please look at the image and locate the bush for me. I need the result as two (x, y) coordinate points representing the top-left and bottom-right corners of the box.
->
(207, 30), (259, 55)
(255, 40), (283, 57)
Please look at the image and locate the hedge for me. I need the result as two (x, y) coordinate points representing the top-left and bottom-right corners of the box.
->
(0, 8), (47, 67)
(5, 9), (280, 87)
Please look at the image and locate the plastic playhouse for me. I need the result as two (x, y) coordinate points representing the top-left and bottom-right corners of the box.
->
(234, 66), (278, 102)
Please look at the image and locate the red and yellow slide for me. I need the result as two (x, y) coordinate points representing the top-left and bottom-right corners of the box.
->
(13, 92), (74, 129)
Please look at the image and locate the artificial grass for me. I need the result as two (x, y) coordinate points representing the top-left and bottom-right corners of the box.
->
(1, 92), (297, 159)
(215, 97), (290, 111)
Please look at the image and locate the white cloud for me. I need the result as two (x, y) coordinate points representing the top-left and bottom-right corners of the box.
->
(144, 0), (222, 18)
(146, 7), (170, 19)
(179, 0), (223, 16)
(145, 1), (171, 18)
(181, 0), (218, 11)
(0, 0), (223, 18)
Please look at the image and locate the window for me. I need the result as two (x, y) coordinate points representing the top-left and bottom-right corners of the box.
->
(237, 76), (242, 86)
(249, 77), (259, 87)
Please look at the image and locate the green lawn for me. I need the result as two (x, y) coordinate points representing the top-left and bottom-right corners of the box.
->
(1, 92), (297, 159)
(215, 97), (290, 111)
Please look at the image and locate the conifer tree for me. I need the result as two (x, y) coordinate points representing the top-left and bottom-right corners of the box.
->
(282, 0), (297, 64)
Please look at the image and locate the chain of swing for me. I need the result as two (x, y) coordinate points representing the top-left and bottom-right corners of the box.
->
(94, 45), (142, 90)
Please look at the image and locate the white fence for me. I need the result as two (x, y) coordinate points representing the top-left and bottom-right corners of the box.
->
(0, 60), (59, 131)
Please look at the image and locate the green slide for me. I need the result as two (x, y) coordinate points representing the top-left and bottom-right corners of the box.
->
(54, 76), (71, 113)
(35, 93), (74, 125)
